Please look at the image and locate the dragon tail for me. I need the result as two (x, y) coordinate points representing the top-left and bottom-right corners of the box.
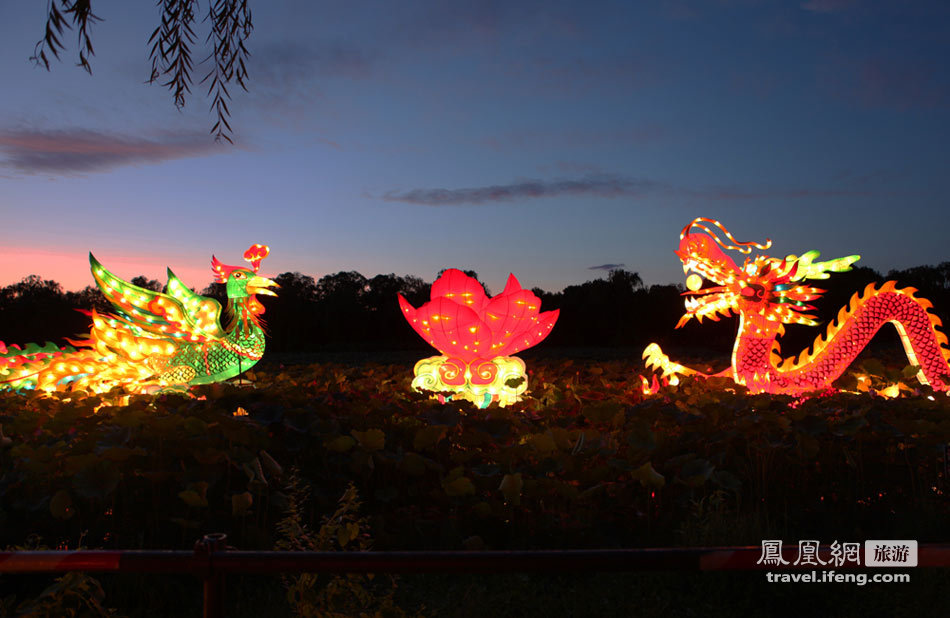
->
(777, 282), (950, 391)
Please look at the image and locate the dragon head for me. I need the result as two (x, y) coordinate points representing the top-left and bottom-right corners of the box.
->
(674, 218), (860, 330)
(211, 244), (279, 311)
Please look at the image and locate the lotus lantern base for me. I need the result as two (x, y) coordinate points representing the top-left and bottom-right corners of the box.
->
(411, 355), (528, 409)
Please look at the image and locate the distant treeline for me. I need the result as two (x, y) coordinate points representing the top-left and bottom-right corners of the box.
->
(1, 264), (949, 357)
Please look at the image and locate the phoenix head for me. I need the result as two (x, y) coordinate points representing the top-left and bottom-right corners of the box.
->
(211, 244), (279, 303)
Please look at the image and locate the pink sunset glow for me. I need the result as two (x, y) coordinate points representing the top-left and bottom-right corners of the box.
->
(1, 247), (219, 293)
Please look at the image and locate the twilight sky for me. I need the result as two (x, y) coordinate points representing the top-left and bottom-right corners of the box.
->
(1, 0), (948, 295)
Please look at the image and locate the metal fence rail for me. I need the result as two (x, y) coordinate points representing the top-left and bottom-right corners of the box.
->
(2, 536), (948, 618)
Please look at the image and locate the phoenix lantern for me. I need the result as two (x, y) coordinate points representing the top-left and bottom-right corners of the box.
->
(0, 245), (278, 394)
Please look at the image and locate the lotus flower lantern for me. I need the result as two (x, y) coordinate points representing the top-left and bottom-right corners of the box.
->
(399, 269), (559, 408)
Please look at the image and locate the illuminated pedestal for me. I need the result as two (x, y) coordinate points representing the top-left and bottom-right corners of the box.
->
(411, 355), (527, 408)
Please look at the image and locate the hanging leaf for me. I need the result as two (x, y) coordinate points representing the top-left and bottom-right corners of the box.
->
(325, 436), (356, 453)
(351, 428), (385, 452)
(71, 461), (121, 500)
(631, 462), (665, 489)
(259, 450), (284, 480)
(400, 452), (428, 477)
(231, 491), (253, 516)
(678, 458), (715, 488)
(178, 489), (208, 508)
(526, 432), (556, 453)
(498, 473), (523, 505)
(413, 425), (447, 451)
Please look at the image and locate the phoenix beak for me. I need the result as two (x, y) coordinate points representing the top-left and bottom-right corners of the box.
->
(247, 276), (279, 297)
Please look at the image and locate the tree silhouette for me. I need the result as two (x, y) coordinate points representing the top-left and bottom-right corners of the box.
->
(0, 275), (75, 345)
(130, 276), (162, 292)
(265, 272), (319, 352)
(3, 262), (949, 357)
(65, 285), (111, 313)
(542, 268), (646, 346)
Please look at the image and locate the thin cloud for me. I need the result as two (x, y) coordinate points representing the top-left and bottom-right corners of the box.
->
(382, 175), (664, 206)
(589, 263), (626, 271)
(381, 173), (878, 206)
(0, 128), (223, 174)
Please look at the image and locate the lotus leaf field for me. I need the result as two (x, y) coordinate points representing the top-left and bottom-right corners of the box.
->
(1, 353), (949, 616)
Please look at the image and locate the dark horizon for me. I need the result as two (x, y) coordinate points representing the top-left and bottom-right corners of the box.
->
(3, 257), (948, 362)
(3, 255), (949, 297)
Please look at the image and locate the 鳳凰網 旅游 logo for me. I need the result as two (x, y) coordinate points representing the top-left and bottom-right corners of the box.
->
(864, 540), (918, 567)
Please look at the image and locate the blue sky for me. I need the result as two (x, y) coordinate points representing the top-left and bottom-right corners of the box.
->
(1, 0), (948, 294)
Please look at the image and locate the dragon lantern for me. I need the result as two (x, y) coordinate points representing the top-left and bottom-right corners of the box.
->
(0, 245), (278, 394)
(399, 269), (559, 408)
(643, 218), (950, 395)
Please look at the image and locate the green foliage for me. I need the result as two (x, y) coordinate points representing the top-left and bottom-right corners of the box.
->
(274, 475), (419, 618)
(10, 572), (119, 618)
(0, 356), (948, 558)
(2, 355), (950, 614)
(2, 537), (119, 617)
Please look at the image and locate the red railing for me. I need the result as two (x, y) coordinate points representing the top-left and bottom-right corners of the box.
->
(3, 536), (948, 618)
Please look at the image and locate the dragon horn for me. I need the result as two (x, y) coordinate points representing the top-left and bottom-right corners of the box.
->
(680, 217), (771, 255)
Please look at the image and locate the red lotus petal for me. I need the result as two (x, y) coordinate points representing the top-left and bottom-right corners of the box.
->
(501, 273), (521, 295)
(500, 308), (559, 357)
(413, 297), (491, 361)
(401, 270), (558, 361)
(398, 294), (422, 337)
(486, 285), (541, 327)
(431, 269), (489, 313)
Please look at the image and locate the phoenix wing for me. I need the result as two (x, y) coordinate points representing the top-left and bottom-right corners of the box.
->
(90, 254), (226, 343)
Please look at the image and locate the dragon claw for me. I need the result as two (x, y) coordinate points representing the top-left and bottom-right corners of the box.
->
(642, 343), (698, 380)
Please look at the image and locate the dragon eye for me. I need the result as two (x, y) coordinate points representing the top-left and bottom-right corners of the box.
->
(741, 283), (766, 300)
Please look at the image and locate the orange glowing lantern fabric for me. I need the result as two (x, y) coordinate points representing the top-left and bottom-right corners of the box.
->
(644, 218), (950, 395)
(399, 269), (559, 407)
(0, 245), (278, 394)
